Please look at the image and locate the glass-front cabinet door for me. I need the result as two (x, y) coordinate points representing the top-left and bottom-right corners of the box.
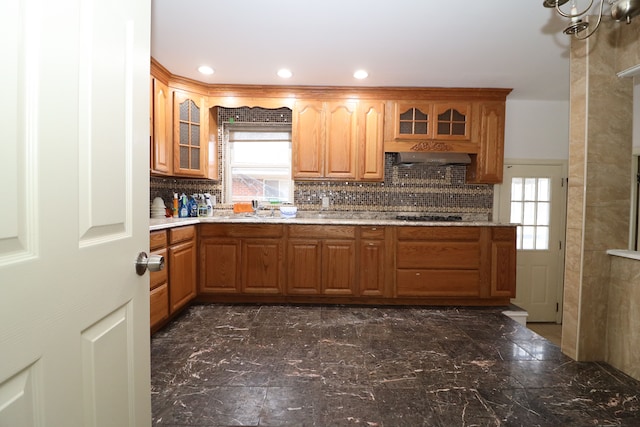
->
(173, 90), (207, 177)
(394, 102), (433, 139)
(393, 101), (471, 141)
(433, 103), (471, 141)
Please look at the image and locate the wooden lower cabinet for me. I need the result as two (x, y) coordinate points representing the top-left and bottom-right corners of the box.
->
(150, 283), (169, 328)
(192, 223), (515, 307)
(287, 225), (357, 296)
(396, 227), (482, 297)
(490, 227), (517, 298)
(149, 225), (196, 334)
(359, 226), (388, 297)
(199, 224), (284, 296)
(242, 239), (284, 294)
(200, 238), (241, 293)
(168, 238), (196, 313)
(149, 231), (169, 333)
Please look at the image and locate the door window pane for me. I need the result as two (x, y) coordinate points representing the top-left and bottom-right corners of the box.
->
(510, 202), (522, 224)
(511, 178), (523, 200)
(537, 202), (550, 226)
(524, 178), (537, 200)
(536, 226), (549, 250)
(510, 176), (553, 250)
(538, 178), (550, 202)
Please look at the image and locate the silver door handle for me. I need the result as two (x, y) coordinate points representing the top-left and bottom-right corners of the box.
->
(135, 252), (165, 276)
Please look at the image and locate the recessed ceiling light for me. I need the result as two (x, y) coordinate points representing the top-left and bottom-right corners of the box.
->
(277, 68), (293, 79)
(353, 69), (369, 80)
(198, 65), (214, 75)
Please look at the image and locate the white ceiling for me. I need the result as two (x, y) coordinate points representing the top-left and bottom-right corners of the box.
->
(151, 0), (574, 101)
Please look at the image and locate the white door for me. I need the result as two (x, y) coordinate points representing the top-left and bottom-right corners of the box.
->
(497, 164), (566, 323)
(0, 0), (151, 426)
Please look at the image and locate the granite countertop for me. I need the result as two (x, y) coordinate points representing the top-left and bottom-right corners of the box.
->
(149, 211), (516, 231)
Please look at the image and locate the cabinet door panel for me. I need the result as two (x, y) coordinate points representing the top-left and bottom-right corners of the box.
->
(491, 227), (516, 297)
(150, 283), (169, 329)
(360, 240), (385, 296)
(199, 238), (241, 294)
(292, 100), (324, 178)
(172, 90), (207, 177)
(287, 240), (322, 294)
(433, 103), (471, 141)
(359, 101), (385, 181)
(168, 240), (196, 313)
(322, 240), (356, 295)
(325, 101), (357, 179)
(469, 102), (505, 183)
(151, 77), (172, 174)
(149, 248), (167, 289)
(242, 239), (283, 294)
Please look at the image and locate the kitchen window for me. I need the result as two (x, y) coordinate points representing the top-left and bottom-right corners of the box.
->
(225, 125), (293, 203)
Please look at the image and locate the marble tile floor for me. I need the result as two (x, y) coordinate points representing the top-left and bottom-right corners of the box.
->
(151, 304), (640, 426)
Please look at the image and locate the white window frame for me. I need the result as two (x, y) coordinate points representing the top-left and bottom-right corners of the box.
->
(223, 124), (293, 203)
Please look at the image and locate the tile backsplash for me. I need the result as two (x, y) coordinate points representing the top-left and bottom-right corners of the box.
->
(150, 107), (493, 219)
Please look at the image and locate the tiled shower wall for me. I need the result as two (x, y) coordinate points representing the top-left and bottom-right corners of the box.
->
(150, 107), (494, 218)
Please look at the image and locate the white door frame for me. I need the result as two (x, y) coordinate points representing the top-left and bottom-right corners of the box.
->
(493, 158), (568, 324)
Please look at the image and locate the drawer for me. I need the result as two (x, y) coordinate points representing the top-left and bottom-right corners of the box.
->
(397, 226), (480, 241)
(396, 269), (480, 297)
(150, 230), (167, 251)
(200, 223), (284, 238)
(360, 226), (385, 240)
(288, 225), (356, 239)
(492, 227), (516, 241)
(149, 248), (167, 289)
(150, 283), (169, 328)
(169, 225), (195, 244)
(396, 242), (480, 269)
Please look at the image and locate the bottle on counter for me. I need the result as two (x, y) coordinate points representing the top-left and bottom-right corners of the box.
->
(178, 193), (189, 218)
(204, 193), (214, 217)
(172, 193), (178, 218)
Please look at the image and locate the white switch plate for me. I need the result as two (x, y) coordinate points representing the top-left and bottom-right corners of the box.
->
(322, 197), (330, 208)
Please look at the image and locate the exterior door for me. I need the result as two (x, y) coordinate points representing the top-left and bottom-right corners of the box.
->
(0, 0), (151, 426)
(497, 164), (566, 322)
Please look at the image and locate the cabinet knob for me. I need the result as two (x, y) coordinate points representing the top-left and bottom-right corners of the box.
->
(135, 252), (165, 276)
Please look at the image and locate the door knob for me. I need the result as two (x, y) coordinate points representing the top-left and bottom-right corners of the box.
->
(135, 252), (165, 276)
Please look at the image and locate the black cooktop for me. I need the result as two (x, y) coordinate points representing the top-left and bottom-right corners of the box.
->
(395, 215), (463, 222)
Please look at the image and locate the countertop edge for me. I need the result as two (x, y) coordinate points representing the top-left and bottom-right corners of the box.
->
(149, 216), (517, 231)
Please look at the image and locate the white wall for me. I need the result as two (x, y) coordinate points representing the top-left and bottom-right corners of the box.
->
(504, 99), (570, 160)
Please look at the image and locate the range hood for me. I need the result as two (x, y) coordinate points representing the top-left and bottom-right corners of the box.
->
(394, 151), (472, 165)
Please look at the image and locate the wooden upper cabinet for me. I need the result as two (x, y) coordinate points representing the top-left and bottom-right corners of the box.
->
(172, 90), (208, 177)
(292, 100), (325, 178)
(393, 101), (471, 142)
(467, 101), (506, 184)
(394, 102), (433, 140)
(433, 102), (471, 141)
(325, 101), (357, 179)
(358, 101), (385, 181)
(150, 76), (172, 175)
(293, 99), (382, 181)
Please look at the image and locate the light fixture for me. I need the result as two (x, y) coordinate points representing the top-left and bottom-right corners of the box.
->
(277, 69), (293, 79)
(543, 0), (640, 39)
(198, 65), (214, 75)
(353, 69), (369, 80)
